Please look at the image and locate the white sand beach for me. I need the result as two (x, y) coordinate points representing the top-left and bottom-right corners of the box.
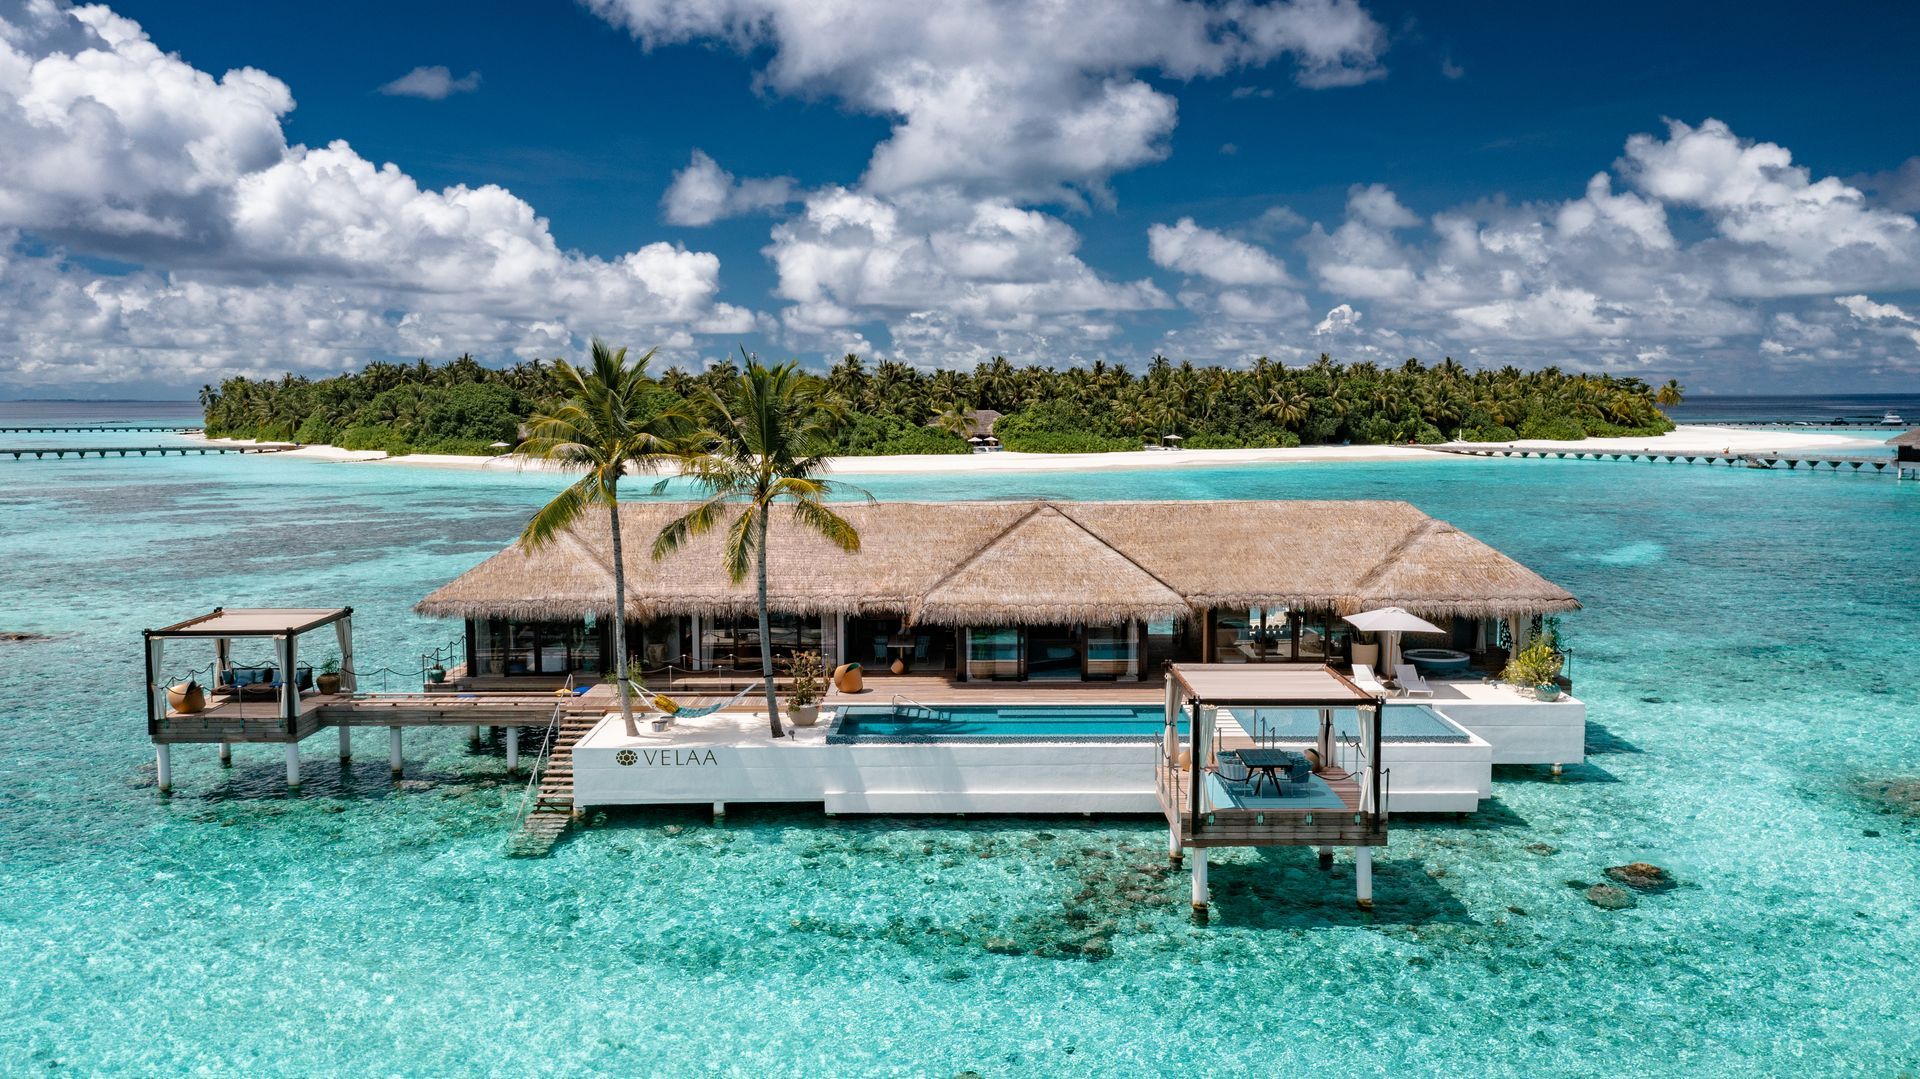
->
(196, 423), (1893, 477)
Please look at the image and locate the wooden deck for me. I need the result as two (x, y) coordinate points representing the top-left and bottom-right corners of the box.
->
(153, 686), (617, 744)
(1157, 762), (1386, 848)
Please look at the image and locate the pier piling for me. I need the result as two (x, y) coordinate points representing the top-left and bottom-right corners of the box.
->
(1356, 847), (1374, 910)
(1190, 849), (1209, 912)
(506, 726), (520, 776)
(285, 744), (300, 788)
(155, 745), (172, 795)
(218, 741), (231, 768)
(337, 725), (351, 763)
(389, 727), (403, 777)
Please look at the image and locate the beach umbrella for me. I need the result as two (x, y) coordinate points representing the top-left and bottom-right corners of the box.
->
(1342, 606), (1443, 674)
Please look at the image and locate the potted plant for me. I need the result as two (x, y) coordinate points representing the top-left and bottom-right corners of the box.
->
(1500, 634), (1565, 701)
(316, 656), (343, 695)
(426, 660), (448, 685)
(786, 651), (825, 727)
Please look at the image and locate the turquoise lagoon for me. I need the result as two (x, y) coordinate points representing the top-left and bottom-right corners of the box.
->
(3, 423), (1919, 1075)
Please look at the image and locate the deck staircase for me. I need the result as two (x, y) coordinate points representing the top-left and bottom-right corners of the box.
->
(505, 706), (604, 857)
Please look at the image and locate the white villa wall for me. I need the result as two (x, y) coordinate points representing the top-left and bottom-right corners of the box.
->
(1423, 684), (1586, 766)
(573, 709), (1497, 815)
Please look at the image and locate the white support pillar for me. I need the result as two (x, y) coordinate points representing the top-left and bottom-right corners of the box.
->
(337, 724), (351, 762)
(506, 726), (520, 776)
(389, 727), (403, 777)
(690, 613), (707, 668)
(1190, 848), (1209, 912)
(469, 725), (483, 745)
(1124, 620), (1140, 681)
(218, 741), (232, 767)
(1318, 844), (1334, 870)
(214, 637), (232, 690)
(284, 743), (301, 788)
(712, 800), (726, 820)
(1355, 846), (1374, 910)
(1167, 818), (1182, 863)
(155, 744), (172, 795)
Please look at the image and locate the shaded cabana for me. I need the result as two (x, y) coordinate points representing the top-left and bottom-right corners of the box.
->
(144, 607), (355, 791)
(1160, 663), (1387, 914)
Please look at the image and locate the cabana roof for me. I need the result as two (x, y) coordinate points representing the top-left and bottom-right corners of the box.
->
(147, 607), (351, 639)
(1888, 427), (1920, 448)
(416, 500), (1578, 625)
(1170, 663), (1375, 705)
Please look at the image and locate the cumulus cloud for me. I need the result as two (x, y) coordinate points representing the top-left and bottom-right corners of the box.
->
(1272, 119), (1920, 381)
(585, 0), (1386, 205)
(1148, 217), (1293, 286)
(765, 186), (1168, 357)
(1850, 157), (1920, 213)
(1312, 303), (1360, 334)
(377, 65), (480, 99)
(0, 4), (750, 389)
(661, 149), (796, 226)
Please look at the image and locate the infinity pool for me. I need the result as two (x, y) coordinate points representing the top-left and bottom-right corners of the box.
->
(1234, 704), (1472, 743)
(827, 702), (1468, 744)
(829, 703), (1174, 743)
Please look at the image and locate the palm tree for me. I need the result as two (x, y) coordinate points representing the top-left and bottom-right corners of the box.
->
(1655, 379), (1684, 408)
(653, 358), (866, 738)
(517, 340), (686, 738)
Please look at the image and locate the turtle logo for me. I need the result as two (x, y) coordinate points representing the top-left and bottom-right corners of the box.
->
(616, 750), (637, 766)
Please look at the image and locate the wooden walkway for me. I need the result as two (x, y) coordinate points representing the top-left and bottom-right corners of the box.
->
(1430, 444), (1905, 475)
(0, 425), (202, 433)
(6, 444), (293, 460)
(153, 691), (607, 743)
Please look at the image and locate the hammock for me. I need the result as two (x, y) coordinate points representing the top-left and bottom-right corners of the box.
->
(626, 680), (760, 721)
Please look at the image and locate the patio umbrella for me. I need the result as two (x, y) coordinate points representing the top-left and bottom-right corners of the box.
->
(1342, 606), (1443, 674)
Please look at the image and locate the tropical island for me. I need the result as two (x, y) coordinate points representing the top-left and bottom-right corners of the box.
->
(200, 351), (1677, 457)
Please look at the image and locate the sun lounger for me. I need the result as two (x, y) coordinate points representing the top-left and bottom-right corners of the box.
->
(1394, 663), (1434, 696)
(1350, 663), (1391, 696)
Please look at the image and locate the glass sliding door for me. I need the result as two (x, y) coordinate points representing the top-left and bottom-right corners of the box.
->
(967, 627), (1024, 681)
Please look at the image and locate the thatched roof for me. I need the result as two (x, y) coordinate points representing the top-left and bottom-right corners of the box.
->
(964, 409), (1003, 439)
(416, 499), (1578, 624)
(1888, 427), (1920, 448)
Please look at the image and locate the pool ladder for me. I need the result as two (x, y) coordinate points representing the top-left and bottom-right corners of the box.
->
(889, 693), (951, 722)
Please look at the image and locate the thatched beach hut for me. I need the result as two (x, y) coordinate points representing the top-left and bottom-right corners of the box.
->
(417, 500), (1576, 684)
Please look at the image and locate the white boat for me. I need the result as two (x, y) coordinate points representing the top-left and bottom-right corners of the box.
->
(1883, 410), (1905, 425)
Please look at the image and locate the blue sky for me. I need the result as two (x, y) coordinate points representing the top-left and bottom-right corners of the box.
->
(4, 0), (1920, 396)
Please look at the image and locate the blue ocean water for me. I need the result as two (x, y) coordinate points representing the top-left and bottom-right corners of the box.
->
(3, 408), (1919, 1075)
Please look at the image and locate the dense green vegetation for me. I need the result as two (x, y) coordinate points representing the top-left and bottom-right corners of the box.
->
(201, 351), (1673, 456)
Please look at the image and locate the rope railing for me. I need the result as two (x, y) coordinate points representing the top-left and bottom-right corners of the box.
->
(507, 697), (568, 847)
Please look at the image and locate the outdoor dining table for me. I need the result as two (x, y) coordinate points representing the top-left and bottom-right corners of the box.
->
(1236, 747), (1308, 796)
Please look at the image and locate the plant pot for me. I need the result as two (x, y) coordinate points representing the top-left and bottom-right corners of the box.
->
(1535, 683), (1562, 701)
(1350, 642), (1380, 668)
(789, 704), (820, 728)
(166, 680), (206, 715)
(316, 673), (342, 695)
(427, 664), (447, 685)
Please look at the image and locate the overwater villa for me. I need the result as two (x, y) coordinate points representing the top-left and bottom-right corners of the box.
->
(144, 499), (1585, 911)
(416, 499), (1575, 687)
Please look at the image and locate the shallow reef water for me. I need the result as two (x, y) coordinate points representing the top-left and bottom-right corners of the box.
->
(2, 414), (1919, 1074)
